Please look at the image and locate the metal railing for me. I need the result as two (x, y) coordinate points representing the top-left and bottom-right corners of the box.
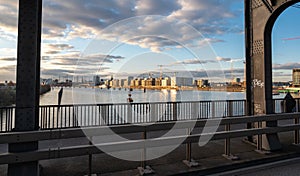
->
(39, 100), (246, 130)
(0, 112), (300, 174)
(1, 98), (299, 132)
(273, 98), (300, 113)
(0, 107), (14, 132)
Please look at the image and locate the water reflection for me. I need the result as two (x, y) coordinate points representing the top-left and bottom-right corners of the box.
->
(40, 87), (246, 105)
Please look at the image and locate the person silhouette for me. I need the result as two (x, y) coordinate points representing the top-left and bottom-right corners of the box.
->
(127, 94), (133, 103)
(282, 92), (296, 113)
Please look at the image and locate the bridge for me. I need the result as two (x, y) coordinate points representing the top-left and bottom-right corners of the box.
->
(2, 0), (300, 175)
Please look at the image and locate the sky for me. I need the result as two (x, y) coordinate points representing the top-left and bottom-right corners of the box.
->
(0, 0), (299, 82)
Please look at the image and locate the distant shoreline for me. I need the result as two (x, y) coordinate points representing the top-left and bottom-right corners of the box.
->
(103, 86), (246, 93)
(0, 85), (51, 107)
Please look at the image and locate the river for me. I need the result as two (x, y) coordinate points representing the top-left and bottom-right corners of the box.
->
(0, 87), (286, 131)
(40, 87), (248, 105)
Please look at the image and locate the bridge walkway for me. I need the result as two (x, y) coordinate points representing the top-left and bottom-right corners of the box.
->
(0, 120), (299, 176)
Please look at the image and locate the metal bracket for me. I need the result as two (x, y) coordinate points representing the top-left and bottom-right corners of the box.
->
(137, 166), (155, 175)
(255, 149), (271, 155)
(183, 159), (199, 167)
(222, 154), (239, 161)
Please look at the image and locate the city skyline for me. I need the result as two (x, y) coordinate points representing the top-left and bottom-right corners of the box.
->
(0, 1), (299, 82)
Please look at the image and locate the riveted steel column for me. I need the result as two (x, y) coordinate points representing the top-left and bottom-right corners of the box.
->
(8, 0), (42, 175)
(247, 0), (300, 151)
(245, 0), (253, 120)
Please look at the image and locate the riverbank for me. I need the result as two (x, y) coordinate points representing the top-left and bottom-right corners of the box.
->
(0, 85), (51, 107)
(0, 89), (15, 106)
(109, 86), (245, 92)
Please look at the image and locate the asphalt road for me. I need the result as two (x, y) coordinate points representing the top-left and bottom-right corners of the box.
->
(215, 157), (300, 176)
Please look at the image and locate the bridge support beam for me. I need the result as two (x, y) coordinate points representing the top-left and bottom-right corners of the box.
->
(8, 0), (42, 175)
(246, 0), (299, 151)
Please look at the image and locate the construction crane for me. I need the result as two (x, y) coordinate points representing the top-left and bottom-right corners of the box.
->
(230, 60), (234, 82)
(157, 65), (164, 79)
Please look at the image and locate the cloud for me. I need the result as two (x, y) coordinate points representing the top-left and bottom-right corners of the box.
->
(0, 65), (16, 81)
(0, 1), (18, 29)
(0, 29), (16, 41)
(216, 56), (232, 62)
(0, 0), (243, 42)
(0, 0), (243, 52)
(189, 68), (244, 79)
(42, 43), (75, 55)
(26, 1), (241, 50)
(40, 51), (125, 77)
(282, 36), (300, 41)
(172, 58), (216, 65)
(0, 0), (244, 80)
(0, 1), (18, 41)
(98, 15), (231, 52)
(0, 57), (16, 61)
(41, 0), (136, 40)
(216, 56), (244, 62)
(0, 65), (16, 72)
(273, 62), (300, 70)
(168, 0), (241, 34)
(273, 71), (291, 77)
(135, 0), (181, 16)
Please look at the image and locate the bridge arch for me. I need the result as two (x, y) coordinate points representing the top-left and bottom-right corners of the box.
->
(264, 0), (300, 96)
(246, 0), (300, 151)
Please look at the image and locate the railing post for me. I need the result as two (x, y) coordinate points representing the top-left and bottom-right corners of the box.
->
(88, 136), (93, 176)
(222, 123), (239, 160)
(257, 121), (262, 151)
(186, 129), (191, 161)
(224, 122), (230, 154)
(101, 105), (109, 125)
(294, 116), (300, 145)
(282, 100), (286, 113)
(127, 103), (132, 124)
(255, 121), (270, 154)
(297, 99), (300, 112)
(150, 103), (157, 122)
(183, 128), (199, 167)
(228, 100), (233, 117)
(138, 129), (154, 175)
(173, 102), (177, 121)
(222, 102), (239, 160)
(273, 99), (276, 114)
(295, 99), (300, 145)
(191, 102), (198, 120)
(212, 101), (215, 118)
(245, 101), (255, 143)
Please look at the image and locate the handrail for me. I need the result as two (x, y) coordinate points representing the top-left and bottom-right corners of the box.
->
(0, 98), (297, 132)
(38, 99), (246, 107)
(0, 113), (299, 164)
(0, 112), (299, 144)
(0, 97), (298, 108)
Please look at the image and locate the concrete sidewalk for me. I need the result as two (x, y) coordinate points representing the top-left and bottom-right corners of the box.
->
(41, 131), (300, 176)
